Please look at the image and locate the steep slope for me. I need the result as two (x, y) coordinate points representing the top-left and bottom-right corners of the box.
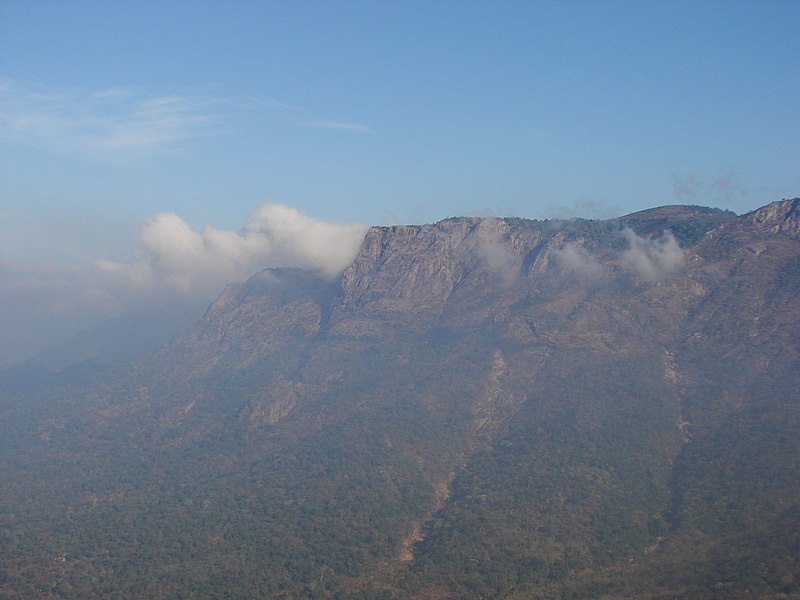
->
(0, 201), (797, 599)
(403, 199), (800, 598)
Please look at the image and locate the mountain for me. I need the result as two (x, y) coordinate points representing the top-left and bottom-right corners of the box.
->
(1, 200), (798, 599)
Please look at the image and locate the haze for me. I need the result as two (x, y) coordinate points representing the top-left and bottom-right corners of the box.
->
(1, 1), (799, 365)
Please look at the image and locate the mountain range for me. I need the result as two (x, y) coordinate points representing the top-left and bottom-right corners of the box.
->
(1, 199), (798, 599)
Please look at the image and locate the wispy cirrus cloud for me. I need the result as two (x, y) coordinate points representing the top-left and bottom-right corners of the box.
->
(0, 80), (377, 159)
(297, 119), (377, 135)
(0, 81), (219, 157)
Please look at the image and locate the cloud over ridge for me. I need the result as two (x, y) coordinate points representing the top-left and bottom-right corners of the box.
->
(97, 204), (369, 292)
(552, 241), (605, 277)
(621, 228), (684, 281)
(0, 205), (368, 365)
(550, 228), (685, 281)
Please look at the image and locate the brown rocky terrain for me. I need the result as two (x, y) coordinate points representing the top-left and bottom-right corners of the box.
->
(1, 199), (798, 599)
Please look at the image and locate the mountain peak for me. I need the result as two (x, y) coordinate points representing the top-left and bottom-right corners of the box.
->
(3, 199), (798, 599)
(744, 197), (800, 237)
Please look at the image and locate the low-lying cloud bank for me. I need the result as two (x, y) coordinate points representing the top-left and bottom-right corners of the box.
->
(620, 228), (684, 281)
(1, 209), (689, 367)
(552, 242), (605, 277)
(0, 205), (368, 366)
(97, 204), (369, 292)
(553, 228), (685, 281)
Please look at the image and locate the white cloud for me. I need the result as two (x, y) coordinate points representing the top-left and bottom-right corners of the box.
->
(0, 205), (369, 366)
(552, 241), (604, 277)
(475, 219), (518, 285)
(97, 204), (369, 292)
(620, 228), (684, 281)
(550, 231), (684, 282)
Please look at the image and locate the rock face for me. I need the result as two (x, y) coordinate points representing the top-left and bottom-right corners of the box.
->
(1, 200), (798, 599)
(336, 218), (544, 326)
(743, 196), (800, 236)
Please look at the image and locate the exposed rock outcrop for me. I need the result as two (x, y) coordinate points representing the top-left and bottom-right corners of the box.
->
(2, 200), (799, 600)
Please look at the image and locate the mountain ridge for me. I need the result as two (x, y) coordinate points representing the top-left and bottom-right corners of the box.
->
(0, 199), (797, 599)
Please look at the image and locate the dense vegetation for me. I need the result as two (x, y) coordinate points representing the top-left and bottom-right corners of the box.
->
(1, 201), (798, 599)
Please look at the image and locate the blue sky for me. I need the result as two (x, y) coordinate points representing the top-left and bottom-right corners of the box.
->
(1, 1), (799, 364)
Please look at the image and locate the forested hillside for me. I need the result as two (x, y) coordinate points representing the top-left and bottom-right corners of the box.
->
(1, 200), (798, 599)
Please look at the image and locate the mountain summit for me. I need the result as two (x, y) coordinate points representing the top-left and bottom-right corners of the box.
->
(1, 200), (798, 599)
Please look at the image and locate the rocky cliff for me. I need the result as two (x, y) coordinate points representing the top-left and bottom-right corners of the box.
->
(1, 200), (798, 599)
